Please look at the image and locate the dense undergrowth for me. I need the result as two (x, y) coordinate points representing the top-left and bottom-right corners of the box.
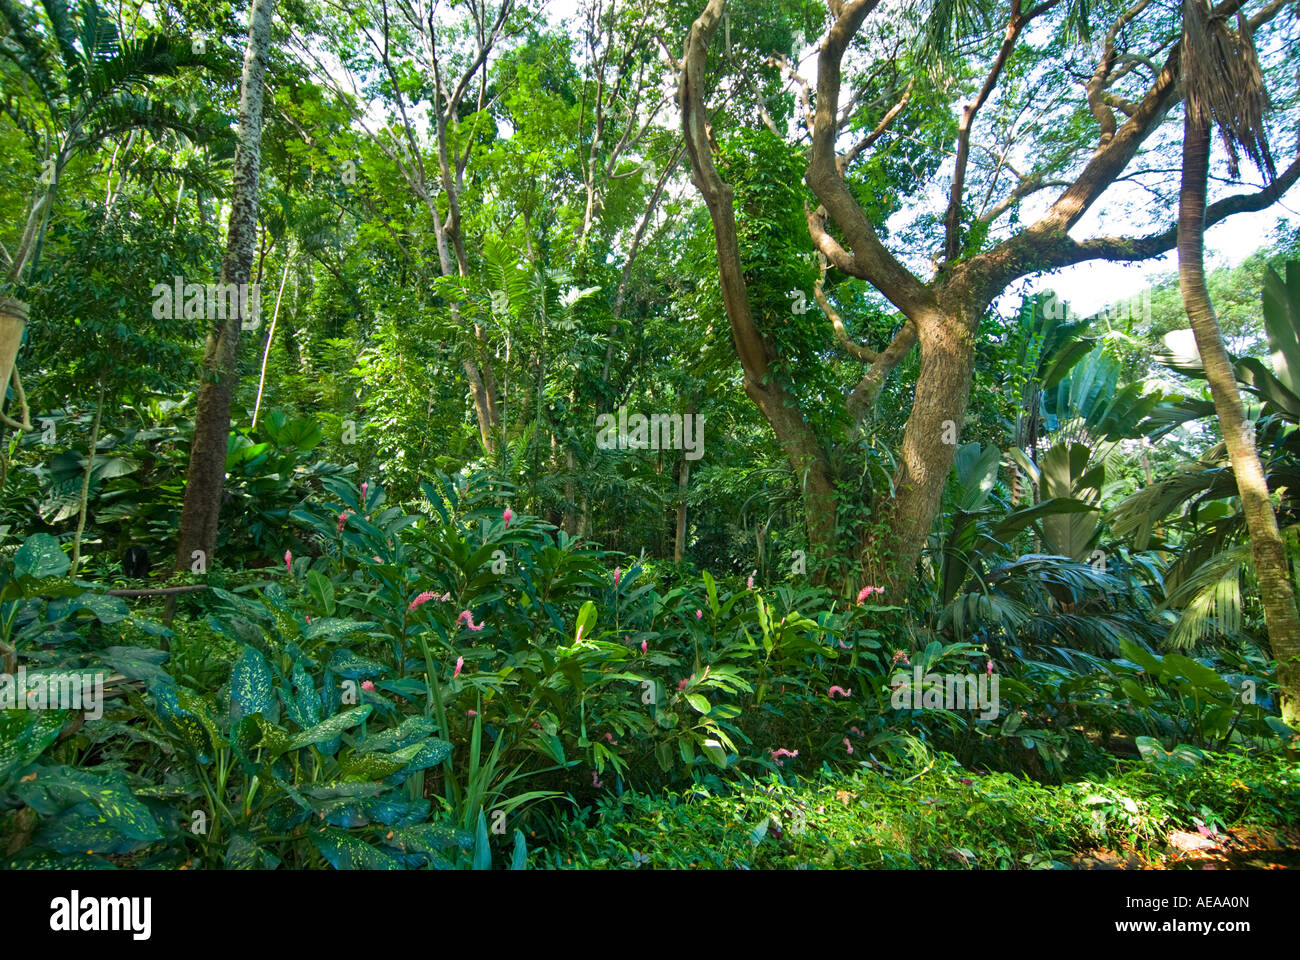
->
(2, 470), (1297, 869)
(546, 751), (1300, 869)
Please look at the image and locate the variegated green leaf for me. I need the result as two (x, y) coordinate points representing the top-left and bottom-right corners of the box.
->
(287, 706), (371, 750)
(230, 645), (274, 719)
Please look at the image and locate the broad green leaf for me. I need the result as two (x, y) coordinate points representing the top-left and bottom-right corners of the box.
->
(230, 645), (275, 719)
(287, 706), (372, 750)
(310, 826), (405, 869)
(14, 533), (70, 580)
(0, 709), (65, 784)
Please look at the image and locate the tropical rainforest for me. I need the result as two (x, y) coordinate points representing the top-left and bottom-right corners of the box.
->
(1, 0), (1299, 872)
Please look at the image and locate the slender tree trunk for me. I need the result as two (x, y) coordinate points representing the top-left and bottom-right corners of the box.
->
(252, 247), (294, 428)
(674, 456), (690, 563)
(1179, 111), (1300, 724)
(70, 381), (106, 576)
(679, 0), (837, 577)
(171, 0), (275, 576)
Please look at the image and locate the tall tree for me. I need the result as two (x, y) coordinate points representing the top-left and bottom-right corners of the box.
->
(1175, 0), (1300, 722)
(680, 0), (1300, 592)
(171, 0), (276, 575)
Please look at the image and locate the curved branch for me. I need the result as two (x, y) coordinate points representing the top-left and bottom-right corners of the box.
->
(814, 252), (876, 362)
(1066, 151), (1300, 266)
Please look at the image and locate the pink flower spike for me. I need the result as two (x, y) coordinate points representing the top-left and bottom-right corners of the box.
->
(373, 556), (381, 563)
(409, 591), (437, 611)
(603, 732), (618, 744)
(959, 778), (974, 786)
(856, 585), (883, 604)
(695, 609), (703, 620)
(592, 770), (604, 788)
(613, 566), (621, 587)
(467, 709), (477, 717)
(284, 550), (293, 574)
(458, 610), (484, 632)
(453, 656), (464, 677)
(771, 748), (799, 764)
(361, 680), (374, 691)
(640, 639), (647, 653)
(986, 660), (994, 675)
(503, 506), (513, 528)
(678, 676), (690, 691)
(747, 571), (755, 590)
(843, 738), (854, 755)
(828, 685), (852, 699)
(337, 510), (352, 533)
(361, 481), (368, 499)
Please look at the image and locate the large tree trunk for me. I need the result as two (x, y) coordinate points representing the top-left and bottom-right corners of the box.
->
(1179, 111), (1300, 724)
(171, 0), (275, 575)
(866, 304), (976, 590)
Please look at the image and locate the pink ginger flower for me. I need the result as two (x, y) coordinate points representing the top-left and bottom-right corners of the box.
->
(440, 592), (451, 602)
(695, 609), (703, 620)
(613, 566), (621, 587)
(284, 550), (293, 574)
(361, 481), (369, 500)
(747, 571), (755, 590)
(409, 591), (438, 611)
(843, 738), (854, 755)
(856, 585), (884, 605)
(458, 610), (484, 632)
(986, 660), (994, 675)
(453, 656), (464, 677)
(503, 506), (513, 528)
(603, 732), (618, 745)
(640, 639), (647, 653)
(891, 649), (910, 667)
(771, 748), (799, 764)
(959, 778), (974, 786)
(337, 510), (352, 533)
(678, 676), (691, 691)
(361, 680), (375, 691)
(849, 726), (863, 737)
(467, 709), (478, 717)
(828, 685), (852, 699)
(373, 556), (381, 562)
(592, 770), (604, 788)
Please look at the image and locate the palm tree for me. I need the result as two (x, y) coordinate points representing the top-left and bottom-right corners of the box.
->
(1176, 0), (1300, 723)
(0, 0), (209, 424)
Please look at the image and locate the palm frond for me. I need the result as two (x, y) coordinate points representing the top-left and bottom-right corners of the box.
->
(1163, 542), (1251, 648)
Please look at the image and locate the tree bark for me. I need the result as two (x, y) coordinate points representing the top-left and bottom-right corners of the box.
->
(1179, 111), (1300, 724)
(171, 0), (275, 574)
(70, 381), (106, 576)
(674, 456), (690, 564)
(866, 303), (977, 590)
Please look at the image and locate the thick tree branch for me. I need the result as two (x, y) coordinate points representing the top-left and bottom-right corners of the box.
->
(1067, 151), (1300, 265)
(805, 0), (933, 318)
